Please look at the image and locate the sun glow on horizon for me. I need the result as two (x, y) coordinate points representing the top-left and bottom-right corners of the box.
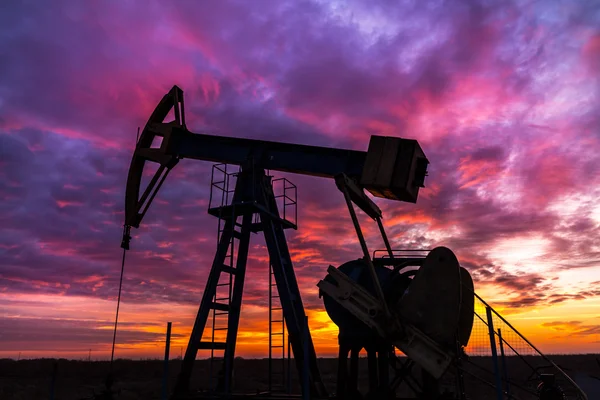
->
(1, 0), (599, 362)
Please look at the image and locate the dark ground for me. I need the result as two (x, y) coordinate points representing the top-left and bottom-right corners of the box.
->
(1, 355), (599, 400)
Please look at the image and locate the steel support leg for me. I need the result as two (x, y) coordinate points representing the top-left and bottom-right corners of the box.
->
(258, 172), (327, 398)
(336, 342), (350, 400)
(174, 219), (235, 396)
(367, 349), (378, 393)
(377, 346), (390, 398)
(173, 172), (253, 397)
(222, 212), (253, 394)
(350, 348), (360, 395)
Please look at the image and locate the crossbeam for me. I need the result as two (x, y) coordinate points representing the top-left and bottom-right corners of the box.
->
(165, 128), (367, 179)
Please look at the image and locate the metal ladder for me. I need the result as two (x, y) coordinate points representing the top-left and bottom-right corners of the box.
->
(268, 262), (287, 392)
(205, 164), (241, 391)
(207, 211), (239, 391)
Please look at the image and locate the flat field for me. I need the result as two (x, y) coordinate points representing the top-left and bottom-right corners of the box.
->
(1, 355), (598, 400)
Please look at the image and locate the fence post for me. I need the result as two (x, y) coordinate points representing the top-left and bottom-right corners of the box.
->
(486, 307), (503, 400)
(287, 333), (292, 394)
(498, 328), (511, 399)
(162, 322), (172, 400)
(303, 316), (309, 400)
(49, 361), (58, 400)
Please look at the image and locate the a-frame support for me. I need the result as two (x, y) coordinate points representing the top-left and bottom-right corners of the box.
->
(172, 166), (327, 399)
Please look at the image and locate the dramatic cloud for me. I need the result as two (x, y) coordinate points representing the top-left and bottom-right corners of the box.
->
(1, 0), (600, 358)
(542, 320), (600, 341)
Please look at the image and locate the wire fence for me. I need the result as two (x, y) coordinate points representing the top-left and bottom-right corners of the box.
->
(455, 292), (588, 400)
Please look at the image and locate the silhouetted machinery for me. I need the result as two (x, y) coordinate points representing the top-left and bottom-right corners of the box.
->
(122, 86), (475, 399)
(537, 374), (566, 400)
(319, 249), (475, 399)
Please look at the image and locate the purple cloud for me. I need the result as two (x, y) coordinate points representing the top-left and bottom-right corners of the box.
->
(1, 0), (600, 356)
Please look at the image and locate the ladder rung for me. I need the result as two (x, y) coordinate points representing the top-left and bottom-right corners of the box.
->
(271, 345), (284, 348)
(271, 307), (282, 311)
(232, 230), (242, 239)
(271, 320), (284, 323)
(215, 297), (230, 301)
(214, 327), (228, 331)
(211, 302), (230, 311)
(197, 341), (227, 350)
(215, 312), (228, 316)
(220, 264), (237, 275)
(271, 332), (284, 335)
(216, 283), (230, 287)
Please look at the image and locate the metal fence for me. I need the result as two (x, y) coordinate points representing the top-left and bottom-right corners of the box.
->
(457, 291), (588, 399)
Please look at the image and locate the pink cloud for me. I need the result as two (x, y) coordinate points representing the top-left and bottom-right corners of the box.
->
(1, 0), (600, 358)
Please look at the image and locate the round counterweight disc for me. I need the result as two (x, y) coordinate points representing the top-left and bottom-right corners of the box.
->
(396, 246), (462, 347)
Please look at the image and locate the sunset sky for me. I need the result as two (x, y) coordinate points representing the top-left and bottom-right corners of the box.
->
(1, 0), (600, 360)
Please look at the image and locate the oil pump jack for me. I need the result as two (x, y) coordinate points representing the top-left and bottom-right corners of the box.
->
(122, 85), (475, 399)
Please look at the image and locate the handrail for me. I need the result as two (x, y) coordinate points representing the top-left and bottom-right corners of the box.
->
(470, 289), (588, 400)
